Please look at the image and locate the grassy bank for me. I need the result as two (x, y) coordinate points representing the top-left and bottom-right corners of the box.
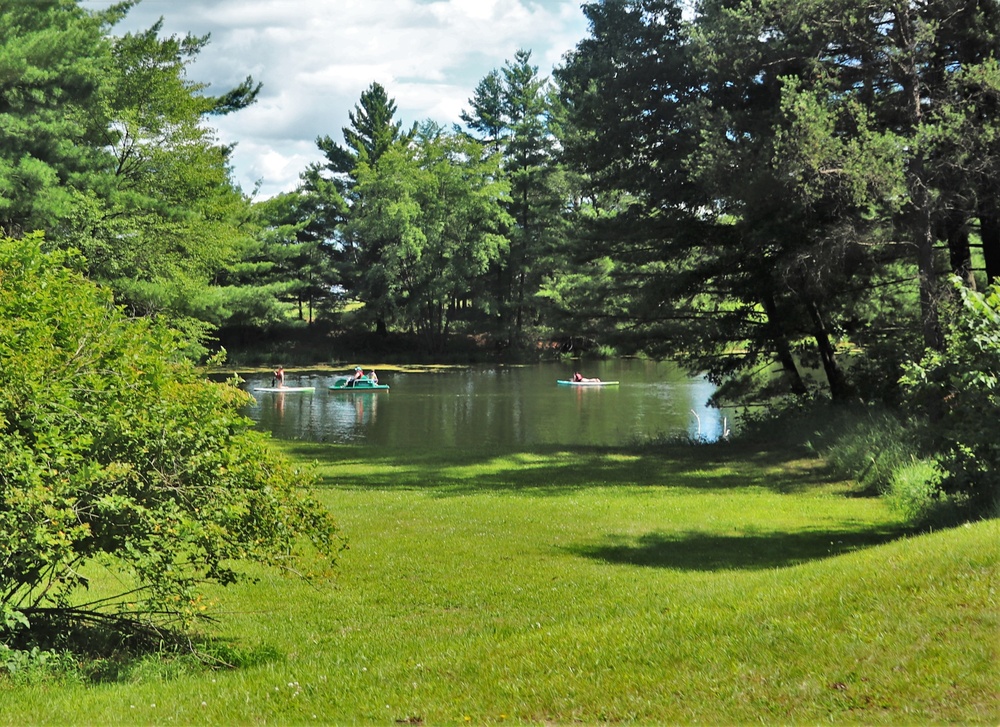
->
(2, 442), (997, 724)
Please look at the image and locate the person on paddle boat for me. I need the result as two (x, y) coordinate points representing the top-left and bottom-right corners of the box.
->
(348, 366), (364, 387)
(573, 371), (601, 383)
(368, 370), (378, 384)
(272, 365), (285, 388)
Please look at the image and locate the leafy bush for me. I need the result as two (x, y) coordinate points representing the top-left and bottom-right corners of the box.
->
(901, 278), (1000, 516)
(0, 235), (344, 645)
(0, 644), (80, 685)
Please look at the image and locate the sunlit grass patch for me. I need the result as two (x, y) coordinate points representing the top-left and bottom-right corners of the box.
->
(1, 440), (996, 725)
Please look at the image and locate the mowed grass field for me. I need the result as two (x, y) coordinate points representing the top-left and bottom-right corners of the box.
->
(3, 441), (997, 725)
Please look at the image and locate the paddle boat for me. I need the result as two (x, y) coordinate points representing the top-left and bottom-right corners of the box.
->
(329, 377), (389, 392)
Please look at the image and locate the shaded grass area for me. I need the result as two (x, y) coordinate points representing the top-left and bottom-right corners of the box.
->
(568, 528), (903, 571)
(281, 440), (841, 495)
(288, 441), (907, 571)
(2, 441), (997, 725)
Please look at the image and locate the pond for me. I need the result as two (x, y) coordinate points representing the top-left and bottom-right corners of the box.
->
(238, 360), (733, 449)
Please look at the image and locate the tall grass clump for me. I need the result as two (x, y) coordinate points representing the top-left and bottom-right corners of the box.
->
(884, 457), (941, 521)
(817, 407), (918, 494)
(739, 402), (920, 494)
(737, 401), (984, 525)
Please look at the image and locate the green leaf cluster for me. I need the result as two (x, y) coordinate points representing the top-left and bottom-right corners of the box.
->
(302, 83), (513, 342)
(463, 50), (569, 340)
(345, 124), (512, 344)
(0, 235), (343, 637)
(0, 2), (268, 351)
(0, 0), (116, 235)
(555, 0), (1000, 407)
(901, 278), (1000, 513)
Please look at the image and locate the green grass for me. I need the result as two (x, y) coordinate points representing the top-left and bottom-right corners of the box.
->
(2, 442), (997, 724)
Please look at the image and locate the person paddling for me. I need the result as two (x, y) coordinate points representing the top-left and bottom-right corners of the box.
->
(272, 365), (285, 388)
(348, 366), (364, 387)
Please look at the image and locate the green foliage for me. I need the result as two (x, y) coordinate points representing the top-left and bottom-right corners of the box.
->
(463, 50), (567, 340)
(377, 123), (512, 344)
(884, 458), (943, 523)
(774, 75), (907, 216)
(303, 82), (419, 335)
(240, 191), (339, 326)
(815, 408), (918, 495)
(344, 139), (424, 331)
(557, 0), (1000, 404)
(0, 235), (343, 640)
(313, 89), (513, 344)
(0, 0), (119, 235)
(0, 4), (265, 345)
(902, 278), (1000, 515)
(1, 644), (80, 685)
(64, 18), (259, 334)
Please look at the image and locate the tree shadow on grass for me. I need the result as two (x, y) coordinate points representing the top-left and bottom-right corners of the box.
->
(565, 525), (910, 571)
(4, 612), (284, 685)
(278, 441), (848, 497)
(81, 638), (284, 684)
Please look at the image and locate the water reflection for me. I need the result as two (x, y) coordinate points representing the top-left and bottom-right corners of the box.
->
(240, 361), (733, 448)
(312, 391), (381, 442)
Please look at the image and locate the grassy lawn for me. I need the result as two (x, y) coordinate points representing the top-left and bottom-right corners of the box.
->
(2, 441), (997, 724)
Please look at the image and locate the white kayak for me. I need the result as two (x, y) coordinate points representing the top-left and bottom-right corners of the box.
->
(253, 386), (315, 392)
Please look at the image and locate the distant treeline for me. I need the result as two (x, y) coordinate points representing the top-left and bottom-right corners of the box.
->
(7, 1), (1000, 403)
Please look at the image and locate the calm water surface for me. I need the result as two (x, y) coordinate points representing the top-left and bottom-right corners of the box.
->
(240, 360), (732, 448)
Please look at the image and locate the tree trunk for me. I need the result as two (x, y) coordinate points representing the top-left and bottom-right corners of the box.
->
(806, 300), (850, 401)
(979, 204), (1000, 285)
(944, 209), (975, 290)
(894, 4), (942, 352)
(515, 269), (525, 333)
(762, 293), (808, 396)
(913, 180), (943, 351)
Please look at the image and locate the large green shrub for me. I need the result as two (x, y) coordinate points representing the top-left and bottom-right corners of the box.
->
(901, 278), (1000, 517)
(0, 234), (343, 642)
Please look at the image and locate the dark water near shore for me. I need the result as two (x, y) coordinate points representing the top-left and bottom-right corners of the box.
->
(239, 360), (733, 448)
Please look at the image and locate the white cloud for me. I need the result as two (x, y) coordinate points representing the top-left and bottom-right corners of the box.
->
(81, 0), (590, 198)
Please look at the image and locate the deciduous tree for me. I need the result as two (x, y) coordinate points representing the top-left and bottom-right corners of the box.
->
(0, 235), (343, 644)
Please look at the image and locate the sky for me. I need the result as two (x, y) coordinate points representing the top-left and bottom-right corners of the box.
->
(81, 0), (592, 199)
